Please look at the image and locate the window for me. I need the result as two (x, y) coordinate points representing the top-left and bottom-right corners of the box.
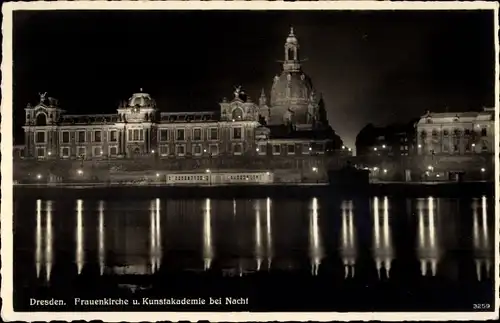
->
(287, 144), (295, 154)
(77, 147), (86, 157)
(272, 144), (281, 155)
(481, 140), (488, 151)
(94, 130), (102, 143)
(431, 130), (438, 137)
(77, 131), (86, 143)
(35, 131), (46, 143)
(93, 146), (102, 157)
(209, 128), (218, 140)
(193, 144), (202, 155)
(109, 146), (118, 156)
(110, 131), (118, 142)
(61, 147), (70, 157)
(176, 129), (185, 141)
(481, 128), (487, 137)
(62, 131), (70, 143)
(443, 130), (449, 136)
(464, 129), (471, 136)
(258, 144), (267, 155)
(36, 147), (45, 158)
(232, 107), (243, 120)
(453, 144), (459, 152)
(232, 127), (242, 140)
(160, 130), (168, 142)
(160, 146), (168, 156)
(209, 144), (218, 156)
(233, 143), (243, 155)
(128, 129), (143, 141)
(302, 144), (310, 154)
(176, 145), (185, 156)
(193, 128), (202, 141)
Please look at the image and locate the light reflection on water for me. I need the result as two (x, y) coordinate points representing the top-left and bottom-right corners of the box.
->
(416, 197), (439, 277)
(24, 195), (494, 283)
(472, 196), (491, 281)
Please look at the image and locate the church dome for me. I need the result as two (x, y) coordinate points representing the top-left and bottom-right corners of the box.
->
(270, 71), (313, 106)
(128, 90), (154, 107)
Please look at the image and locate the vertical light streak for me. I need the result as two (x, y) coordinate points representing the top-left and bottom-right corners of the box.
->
(473, 199), (480, 250)
(341, 200), (356, 278)
(35, 199), (42, 278)
(76, 199), (84, 275)
(203, 198), (213, 271)
(373, 197), (380, 249)
(233, 199), (236, 218)
(98, 200), (105, 276)
(254, 201), (263, 271)
(382, 197), (392, 277)
(481, 196), (489, 248)
(428, 197), (436, 248)
(417, 199), (425, 248)
(383, 197), (390, 248)
(266, 197), (272, 270)
(309, 197), (322, 276)
(150, 200), (157, 273)
(155, 198), (162, 272)
(45, 201), (53, 282)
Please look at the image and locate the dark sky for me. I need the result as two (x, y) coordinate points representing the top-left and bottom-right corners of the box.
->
(13, 9), (495, 148)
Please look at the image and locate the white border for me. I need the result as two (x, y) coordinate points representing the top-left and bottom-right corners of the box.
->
(1, 1), (499, 322)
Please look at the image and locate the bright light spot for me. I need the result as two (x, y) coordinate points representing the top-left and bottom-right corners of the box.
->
(436, 174), (440, 177)
(348, 148), (352, 151)
(383, 169), (387, 173)
(151, 150), (155, 154)
(156, 173), (160, 177)
(256, 148), (259, 152)
(418, 144), (422, 148)
(309, 147), (312, 151)
(342, 145), (345, 150)
(428, 165), (433, 170)
(36, 174), (42, 179)
(203, 149), (207, 153)
(382, 145), (386, 149)
(373, 147), (378, 151)
(232, 119), (235, 122)
(472, 143), (476, 147)
(77, 169), (83, 175)
(373, 167), (378, 171)
(481, 168), (486, 172)
(312, 167), (318, 172)
(206, 169), (211, 173)
(48, 151), (52, 156)
(266, 172), (270, 176)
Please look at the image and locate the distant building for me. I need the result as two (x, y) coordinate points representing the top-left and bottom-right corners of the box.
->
(355, 121), (417, 158)
(415, 108), (495, 156)
(20, 28), (343, 162)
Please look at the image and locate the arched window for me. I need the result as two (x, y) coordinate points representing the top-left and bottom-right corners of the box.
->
(288, 48), (295, 61)
(36, 113), (47, 126)
(232, 107), (243, 120)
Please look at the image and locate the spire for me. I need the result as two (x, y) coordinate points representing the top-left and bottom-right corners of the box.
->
(259, 88), (267, 106)
(283, 26), (301, 72)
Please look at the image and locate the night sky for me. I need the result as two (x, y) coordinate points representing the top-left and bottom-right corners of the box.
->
(12, 9), (495, 148)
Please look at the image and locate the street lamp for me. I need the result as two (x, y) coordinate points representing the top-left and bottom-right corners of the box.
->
(342, 145), (345, 150)
(383, 169), (387, 174)
(77, 169), (83, 175)
(382, 145), (386, 149)
(312, 167), (318, 172)
(48, 151), (52, 156)
(206, 169), (211, 173)
(428, 165), (434, 171)
(481, 168), (485, 173)
(418, 144), (422, 148)
(373, 147), (378, 151)
(36, 174), (42, 180)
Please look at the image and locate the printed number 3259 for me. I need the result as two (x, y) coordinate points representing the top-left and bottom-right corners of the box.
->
(473, 303), (491, 310)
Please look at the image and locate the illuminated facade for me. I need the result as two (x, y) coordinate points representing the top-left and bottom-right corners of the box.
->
(21, 28), (342, 162)
(415, 108), (495, 156)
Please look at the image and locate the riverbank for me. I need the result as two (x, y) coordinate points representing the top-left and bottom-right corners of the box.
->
(13, 181), (494, 199)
